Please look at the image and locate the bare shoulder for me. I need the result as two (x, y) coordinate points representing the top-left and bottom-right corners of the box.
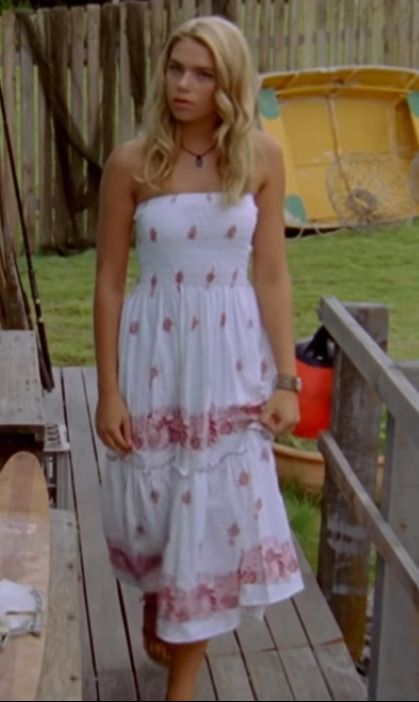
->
(104, 137), (145, 176)
(252, 130), (284, 193)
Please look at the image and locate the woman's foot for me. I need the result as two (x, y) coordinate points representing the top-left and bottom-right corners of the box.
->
(142, 592), (172, 667)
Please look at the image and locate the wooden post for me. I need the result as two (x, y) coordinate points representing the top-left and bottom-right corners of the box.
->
(0, 331), (45, 469)
(369, 362), (419, 701)
(317, 302), (389, 661)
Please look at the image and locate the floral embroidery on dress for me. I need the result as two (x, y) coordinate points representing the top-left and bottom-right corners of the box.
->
(238, 470), (250, 487)
(261, 447), (271, 462)
(150, 489), (160, 504)
(107, 541), (161, 579)
(149, 366), (159, 386)
(149, 227), (158, 241)
(181, 490), (192, 505)
(220, 312), (227, 327)
(206, 269), (216, 287)
(187, 226), (197, 240)
(150, 274), (158, 296)
(261, 358), (269, 377)
(226, 225), (237, 239)
(131, 403), (262, 451)
(247, 318), (254, 329)
(235, 359), (243, 372)
(163, 318), (173, 332)
(231, 268), (239, 287)
(156, 537), (299, 623)
(254, 497), (263, 516)
(176, 271), (184, 290)
(228, 522), (240, 544)
(191, 316), (199, 330)
(129, 321), (140, 334)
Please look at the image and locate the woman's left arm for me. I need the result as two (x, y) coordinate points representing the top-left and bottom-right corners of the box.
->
(252, 134), (300, 437)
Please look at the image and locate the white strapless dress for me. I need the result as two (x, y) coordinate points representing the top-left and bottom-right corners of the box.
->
(100, 192), (304, 643)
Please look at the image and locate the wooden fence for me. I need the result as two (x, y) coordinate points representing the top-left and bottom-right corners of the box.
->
(1, 0), (419, 251)
(316, 297), (419, 701)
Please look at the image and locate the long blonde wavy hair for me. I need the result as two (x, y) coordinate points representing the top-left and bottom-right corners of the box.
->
(140, 16), (258, 203)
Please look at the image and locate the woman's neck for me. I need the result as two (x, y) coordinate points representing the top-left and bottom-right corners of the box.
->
(177, 121), (216, 151)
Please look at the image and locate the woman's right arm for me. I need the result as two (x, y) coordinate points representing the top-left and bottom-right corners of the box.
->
(93, 145), (137, 453)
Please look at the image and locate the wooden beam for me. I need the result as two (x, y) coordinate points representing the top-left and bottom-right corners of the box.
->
(369, 363), (419, 701)
(317, 301), (388, 660)
(319, 297), (419, 453)
(318, 431), (419, 611)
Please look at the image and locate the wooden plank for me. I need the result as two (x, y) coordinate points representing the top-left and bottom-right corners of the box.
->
(37, 10), (53, 251)
(272, 0), (287, 73)
(50, 7), (70, 249)
(370, 0), (385, 65)
(316, 0), (328, 67)
(119, 2), (132, 144)
(314, 643), (366, 701)
(356, 0), (370, 65)
(37, 509), (82, 702)
(87, 4), (101, 244)
(197, 0), (213, 16)
(302, 0), (316, 69)
(236, 616), (275, 653)
(287, 0), (299, 70)
(318, 302), (388, 660)
(244, 0), (258, 69)
(412, 0), (419, 71)
(318, 432), (419, 612)
(20, 13), (36, 250)
(82, 366), (106, 480)
(63, 367), (137, 700)
(70, 6), (86, 243)
(244, 650), (293, 701)
(398, 0), (412, 67)
(329, 0), (342, 66)
(149, 0), (165, 76)
(0, 452), (50, 702)
(280, 647), (331, 701)
(265, 597), (307, 650)
(383, 0), (395, 65)
(293, 540), (343, 646)
(207, 653), (255, 700)
(265, 597), (332, 700)
(44, 368), (97, 701)
(319, 298), (419, 454)
(342, 0), (356, 65)
(369, 363), (419, 701)
(258, 0), (271, 73)
(2, 11), (19, 245)
(0, 330), (45, 438)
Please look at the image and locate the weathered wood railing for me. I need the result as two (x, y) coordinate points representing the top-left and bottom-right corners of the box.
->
(317, 297), (419, 701)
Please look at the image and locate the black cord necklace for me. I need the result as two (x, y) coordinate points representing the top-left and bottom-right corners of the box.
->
(180, 143), (216, 167)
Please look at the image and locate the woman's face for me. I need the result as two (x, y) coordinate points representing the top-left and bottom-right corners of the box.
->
(165, 38), (217, 125)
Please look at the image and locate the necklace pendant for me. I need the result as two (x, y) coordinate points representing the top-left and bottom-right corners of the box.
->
(196, 155), (203, 167)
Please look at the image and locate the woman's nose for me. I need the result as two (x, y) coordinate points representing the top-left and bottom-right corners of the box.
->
(178, 70), (191, 89)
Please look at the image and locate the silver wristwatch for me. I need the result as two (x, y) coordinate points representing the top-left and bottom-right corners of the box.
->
(276, 373), (303, 393)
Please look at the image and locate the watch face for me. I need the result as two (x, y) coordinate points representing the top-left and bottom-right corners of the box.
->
(295, 377), (303, 392)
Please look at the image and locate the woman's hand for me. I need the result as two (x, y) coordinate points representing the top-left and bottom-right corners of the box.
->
(260, 389), (300, 438)
(95, 391), (133, 454)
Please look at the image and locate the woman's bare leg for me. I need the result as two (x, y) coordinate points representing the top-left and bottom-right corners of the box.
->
(165, 639), (209, 701)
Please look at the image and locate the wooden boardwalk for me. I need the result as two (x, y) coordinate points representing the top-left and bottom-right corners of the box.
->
(43, 367), (366, 701)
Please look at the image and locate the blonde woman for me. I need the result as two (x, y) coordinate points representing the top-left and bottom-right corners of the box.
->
(94, 15), (304, 702)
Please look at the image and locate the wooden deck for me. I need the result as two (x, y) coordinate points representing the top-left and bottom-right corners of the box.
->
(43, 367), (366, 701)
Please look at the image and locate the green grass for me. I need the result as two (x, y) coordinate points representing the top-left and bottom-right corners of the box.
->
(22, 219), (419, 366)
(282, 482), (321, 571)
